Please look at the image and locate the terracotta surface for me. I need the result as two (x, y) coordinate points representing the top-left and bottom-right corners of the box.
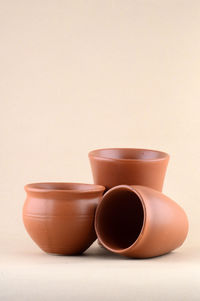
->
(23, 183), (105, 255)
(88, 148), (169, 191)
(95, 185), (188, 258)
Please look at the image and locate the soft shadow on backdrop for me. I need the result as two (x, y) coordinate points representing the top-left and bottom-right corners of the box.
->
(0, 1), (200, 300)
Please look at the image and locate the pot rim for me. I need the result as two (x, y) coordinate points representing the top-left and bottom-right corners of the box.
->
(88, 148), (169, 162)
(95, 185), (147, 254)
(25, 182), (105, 194)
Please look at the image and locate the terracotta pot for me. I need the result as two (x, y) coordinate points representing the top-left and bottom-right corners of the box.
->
(23, 182), (105, 255)
(95, 185), (188, 258)
(89, 148), (169, 191)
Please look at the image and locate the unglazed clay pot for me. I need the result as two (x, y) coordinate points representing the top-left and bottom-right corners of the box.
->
(95, 185), (188, 258)
(23, 183), (105, 255)
(89, 148), (169, 191)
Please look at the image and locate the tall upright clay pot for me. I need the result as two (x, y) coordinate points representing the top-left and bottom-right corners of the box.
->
(95, 185), (188, 258)
(23, 182), (105, 255)
(89, 148), (169, 191)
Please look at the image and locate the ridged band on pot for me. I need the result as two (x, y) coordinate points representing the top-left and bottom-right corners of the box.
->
(23, 182), (105, 255)
(88, 148), (170, 191)
(95, 185), (188, 258)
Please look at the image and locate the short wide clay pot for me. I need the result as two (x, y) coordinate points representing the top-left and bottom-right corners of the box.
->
(89, 148), (169, 191)
(95, 185), (188, 258)
(23, 183), (105, 255)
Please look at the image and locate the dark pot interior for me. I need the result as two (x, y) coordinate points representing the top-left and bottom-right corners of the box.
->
(96, 187), (144, 251)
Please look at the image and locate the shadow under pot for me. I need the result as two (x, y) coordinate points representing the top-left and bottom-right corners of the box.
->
(95, 185), (188, 258)
(89, 148), (169, 192)
(23, 182), (105, 255)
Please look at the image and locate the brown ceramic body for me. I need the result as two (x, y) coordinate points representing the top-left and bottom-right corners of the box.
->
(89, 148), (169, 191)
(95, 185), (188, 258)
(23, 183), (105, 255)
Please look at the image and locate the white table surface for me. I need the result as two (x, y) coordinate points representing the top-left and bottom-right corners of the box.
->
(1, 233), (200, 301)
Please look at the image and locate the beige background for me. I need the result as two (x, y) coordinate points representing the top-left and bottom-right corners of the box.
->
(0, 0), (200, 300)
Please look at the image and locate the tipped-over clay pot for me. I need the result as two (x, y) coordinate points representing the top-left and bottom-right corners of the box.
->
(89, 148), (169, 191)
(23, 183), (105, 255)
(95, 185), (188, 258)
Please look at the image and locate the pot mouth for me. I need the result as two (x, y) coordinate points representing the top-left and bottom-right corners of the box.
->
(25, 182), (105, 194)
(89, 148), (169, 162)
(95, 185), (146, 253)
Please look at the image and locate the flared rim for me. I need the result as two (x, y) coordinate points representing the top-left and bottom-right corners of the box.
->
(88, 148), (169, 162)
(25, 182), (105, 194)
(95, 185), (147, 254)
